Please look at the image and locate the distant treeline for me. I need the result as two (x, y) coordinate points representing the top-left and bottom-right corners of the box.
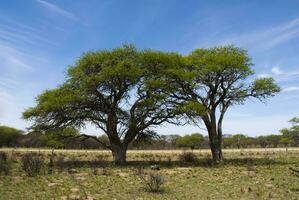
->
(0, 123), (298, 149)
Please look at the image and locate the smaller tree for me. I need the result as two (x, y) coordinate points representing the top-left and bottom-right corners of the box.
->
(43, 128), (80, 148)
(0, 126), (24, 147)
(280, 117), (299, 146)
(166, 46), (280, 163)
(280, 137), (294, 148)
(264, 134), (281, 148)
(176, 133), (204, 150)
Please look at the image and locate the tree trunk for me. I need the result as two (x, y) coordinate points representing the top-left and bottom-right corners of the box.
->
(111, 144), (127, 165)
(208, 130), (223, 163)
(204, 113), (224, 164)
(210, 140), (223, 163)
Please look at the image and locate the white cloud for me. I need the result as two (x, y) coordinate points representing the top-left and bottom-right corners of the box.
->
(282, 86), (299, 92)
(259, 65), (299, 82)
(271, 66), (283, 75)
(36, 0), (77, 21)
(257, 73), (271, 78)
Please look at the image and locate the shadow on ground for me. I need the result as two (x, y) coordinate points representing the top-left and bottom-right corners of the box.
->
(52, 157), (296, 169)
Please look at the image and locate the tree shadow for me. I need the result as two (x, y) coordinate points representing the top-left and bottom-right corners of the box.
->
(53, 157), (295, 169)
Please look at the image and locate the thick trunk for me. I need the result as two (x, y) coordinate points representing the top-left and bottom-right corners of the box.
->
(203, 112), (224, 164)
(111, 144), (127, 165)
(210, 138), (223, 163)
(208, 129), (223, 163)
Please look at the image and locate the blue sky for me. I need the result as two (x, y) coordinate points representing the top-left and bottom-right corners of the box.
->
(0, 0), (299, 136)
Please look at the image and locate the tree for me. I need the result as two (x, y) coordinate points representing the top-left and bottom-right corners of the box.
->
(231, 134), (248, 149)
(167, 46), (280, 163)
(264, 134), (281, 148)
(23, 45), (181, 165)
(280, 137), (294, 148)
(43, 128), (80, 148)
(176, 133), (204, 150)
(0, 126), (24, 147)
(280, 117), (299, 146)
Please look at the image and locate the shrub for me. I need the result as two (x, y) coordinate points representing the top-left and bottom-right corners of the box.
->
(179, 151), (198, 163)
(140, 172), (165, 193)
(0, 152), (11, 175)
(21, 153), (45, 177)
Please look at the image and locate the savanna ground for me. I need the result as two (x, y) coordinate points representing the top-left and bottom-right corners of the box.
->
(0, 148), (299, 200)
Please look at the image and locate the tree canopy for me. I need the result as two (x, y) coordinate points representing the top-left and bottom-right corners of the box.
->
(165, 46), (280, 162)
(23, 45), (280, 164)
(23, 45), (182, 164)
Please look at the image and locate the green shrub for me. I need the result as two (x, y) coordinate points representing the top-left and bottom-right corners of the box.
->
(0, 152), (11, 175)
(21, 153), (45, 177)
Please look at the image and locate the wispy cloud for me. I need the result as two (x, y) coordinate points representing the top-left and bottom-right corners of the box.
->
(271, 66), (299, 77)
(0, 89), (14, 118)
(0, 43), (33, 71)
(257, 73), (271, 78)
(0, 17), (51, 72)
(282, 86), (299, 92)
(36, 0), (77, 21)
(0, 23), (57, 47)
(222, 17), (299, 49)
(258, 65), (299, 81)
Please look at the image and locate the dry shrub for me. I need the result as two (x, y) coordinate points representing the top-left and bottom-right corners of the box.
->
(179, 151), (198, 163)
(21, 153), (45, 177)
(140, 172), (165, 193)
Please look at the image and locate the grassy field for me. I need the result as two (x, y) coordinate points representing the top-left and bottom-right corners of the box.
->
(0, 148), (299, 200)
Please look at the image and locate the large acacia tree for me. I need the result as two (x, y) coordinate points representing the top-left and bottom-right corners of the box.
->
(166, 46), (280, 163)
(23, 45), (182, 165)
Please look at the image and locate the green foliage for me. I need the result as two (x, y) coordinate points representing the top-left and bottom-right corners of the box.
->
(176, 133), (204, 149)
(223, 134), (250, 149)
(22, 45), (185, 164)
(44, 128), (80, 148)
(280, 137), (294, 147)
(22, 45), (281, 164)
(252, 78), (280, 99)
(0, 126), (24, 147)
(280, 117), (299, 145)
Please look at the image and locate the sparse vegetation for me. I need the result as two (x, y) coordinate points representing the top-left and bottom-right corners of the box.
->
(0, 148), (298, 199)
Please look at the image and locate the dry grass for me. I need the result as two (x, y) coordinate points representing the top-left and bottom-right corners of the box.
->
(0, 148), (298, 199)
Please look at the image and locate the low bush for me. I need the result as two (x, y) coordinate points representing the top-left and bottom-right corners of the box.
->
(179, 151), (198, 163)
(140, 172), (165, 193)
(21, 153), (45, 177)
